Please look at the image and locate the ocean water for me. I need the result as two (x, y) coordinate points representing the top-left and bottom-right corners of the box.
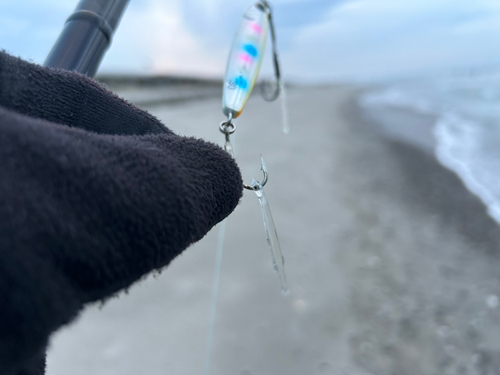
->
(359, 72), (500, 223)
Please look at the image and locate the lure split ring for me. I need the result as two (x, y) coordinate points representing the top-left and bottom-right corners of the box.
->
(219, 120), (236, 136)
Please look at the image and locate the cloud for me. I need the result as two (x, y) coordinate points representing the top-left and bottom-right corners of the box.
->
(281, 0), (500, 82)
(98, 0), (227, 77)
(175, 0), (343, 51)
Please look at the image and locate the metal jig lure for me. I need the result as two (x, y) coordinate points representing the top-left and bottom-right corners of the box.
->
(222, 0), (280, 121)
(220, 0), (281, 175)
(218, 0), (287, 292)
(204, 3), (287, 374)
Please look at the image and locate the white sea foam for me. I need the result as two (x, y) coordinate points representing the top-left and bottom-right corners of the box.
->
(359, 73), (500, 224)
(434, 112), (500, 223)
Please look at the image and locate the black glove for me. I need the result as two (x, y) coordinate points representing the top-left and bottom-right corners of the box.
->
(0, 52), (242, 375)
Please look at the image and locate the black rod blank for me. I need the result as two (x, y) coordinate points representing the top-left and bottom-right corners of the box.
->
(44, 0), (130, 77)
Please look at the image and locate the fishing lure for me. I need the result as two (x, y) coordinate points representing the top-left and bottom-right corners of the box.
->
(204, 4), (287, 374)
(222, 0), (280, 119)
(219, 0), (288, 293)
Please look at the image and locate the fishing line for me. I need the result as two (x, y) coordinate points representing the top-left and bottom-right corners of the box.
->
(279, 79), (290, 134)
(203, 219), (227, 375)
(202, 130), (237, 375)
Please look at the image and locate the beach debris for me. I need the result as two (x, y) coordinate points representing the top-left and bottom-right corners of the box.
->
(487, 295), (499, 309)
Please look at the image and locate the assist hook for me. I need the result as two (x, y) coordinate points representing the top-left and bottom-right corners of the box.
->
(258, 0), (281, 102)
(219, 114), (269, 191)
(243, 155), (269, 191)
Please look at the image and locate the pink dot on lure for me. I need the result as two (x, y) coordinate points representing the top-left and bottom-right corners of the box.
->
(239, 53), (253, 64)
(250, 22), (263, 34)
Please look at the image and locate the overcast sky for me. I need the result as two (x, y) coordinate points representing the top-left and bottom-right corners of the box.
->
(1, 0), (500, 82)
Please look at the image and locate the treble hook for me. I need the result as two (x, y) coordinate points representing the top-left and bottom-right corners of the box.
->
(258, 0), (281, 102)
(243, 155), (269, 191)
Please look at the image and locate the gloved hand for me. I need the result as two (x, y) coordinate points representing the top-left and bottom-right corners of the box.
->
(0, 52), (242, 375)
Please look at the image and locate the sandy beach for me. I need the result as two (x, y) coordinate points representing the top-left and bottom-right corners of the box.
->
(46, 85), (500, 375)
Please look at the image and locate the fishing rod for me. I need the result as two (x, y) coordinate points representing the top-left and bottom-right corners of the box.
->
(44, 0), (130, 77)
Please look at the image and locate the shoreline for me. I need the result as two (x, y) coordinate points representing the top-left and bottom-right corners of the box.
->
(337, 91), (500, 375)
(348, 92), (500, 246)
(357, 99), (437, 154)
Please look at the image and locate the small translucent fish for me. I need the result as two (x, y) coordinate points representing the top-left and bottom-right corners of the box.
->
(251, 159), (289, 295)
(223, 3), (269, 119)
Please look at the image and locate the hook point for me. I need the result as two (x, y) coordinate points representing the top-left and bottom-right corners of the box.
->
(244, 155), (269, 190)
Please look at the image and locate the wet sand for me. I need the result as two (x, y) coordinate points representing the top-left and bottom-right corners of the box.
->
(47, 86), (500, 375)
